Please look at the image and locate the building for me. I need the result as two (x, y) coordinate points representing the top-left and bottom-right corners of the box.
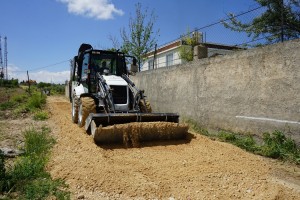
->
(141, 32), (243, 71)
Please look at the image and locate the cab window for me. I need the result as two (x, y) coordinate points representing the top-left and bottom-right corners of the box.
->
(81, 54), (90, 82)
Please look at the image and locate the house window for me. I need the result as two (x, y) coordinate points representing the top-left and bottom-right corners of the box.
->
(166, 53), (173, 66)
(148, 59), (154, 70)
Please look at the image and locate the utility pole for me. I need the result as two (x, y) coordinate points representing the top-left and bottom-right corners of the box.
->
(153, 44), (157, 69)
(27, 70), (31, 94)
(281, 0), (284, 42)
(4, 37), (8, 80)
(0, 36), (3, 79)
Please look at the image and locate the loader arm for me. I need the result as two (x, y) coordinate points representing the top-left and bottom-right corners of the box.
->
(97, 72), (115, 113)
(122, 74), (148, 112)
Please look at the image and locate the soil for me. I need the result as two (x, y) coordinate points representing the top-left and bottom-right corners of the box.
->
(45, 96), (300, 200)
(1, 95), (300, 199)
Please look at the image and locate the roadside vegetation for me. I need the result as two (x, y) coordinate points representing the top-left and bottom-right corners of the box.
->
(36, 82), (65, 95)
(0, 85), (69, 199)
(0, 83), (62, 120)
(0, 88), (47, 120)
(0, 127), (70, 199)
(0, 79), (19, 88)
(185, 119), (300, 165)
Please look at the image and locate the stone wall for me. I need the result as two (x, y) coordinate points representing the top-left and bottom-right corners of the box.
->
(132, 39), (300, 142)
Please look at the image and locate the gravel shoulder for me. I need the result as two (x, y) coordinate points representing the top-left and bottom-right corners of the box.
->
(45, 96), (300, 199)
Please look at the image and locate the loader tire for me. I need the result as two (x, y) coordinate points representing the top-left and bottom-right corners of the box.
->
(72, 95), (79, 123)
(78, 97), (96, 128)
(139, 99), (152, 113)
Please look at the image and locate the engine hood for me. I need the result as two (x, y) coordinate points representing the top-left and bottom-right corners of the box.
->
(102, 75), (128, 86)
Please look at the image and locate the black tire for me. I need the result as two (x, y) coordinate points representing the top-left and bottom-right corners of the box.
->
(139, 99), (152, 113)
(78, 97), (96, 127)
(72, 95), (79, 123)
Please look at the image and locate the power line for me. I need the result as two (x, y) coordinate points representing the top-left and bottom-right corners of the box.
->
(12, 59), (70, 73)
(28, 60), (70, 72)
(156, 6), (264, 49)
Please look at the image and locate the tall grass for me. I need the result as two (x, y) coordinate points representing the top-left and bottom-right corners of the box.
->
(0, 127), (70, 199)
(25, 93), (46, 111)
(0, 90), (47, 117)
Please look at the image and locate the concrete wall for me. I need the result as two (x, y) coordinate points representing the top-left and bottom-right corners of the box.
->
(132, 39), (300, 142)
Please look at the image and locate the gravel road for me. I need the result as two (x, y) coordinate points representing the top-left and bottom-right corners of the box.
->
(46, 96), (300, 200)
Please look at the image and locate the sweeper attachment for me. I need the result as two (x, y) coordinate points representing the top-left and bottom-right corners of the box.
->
(69, 44), (188, 146)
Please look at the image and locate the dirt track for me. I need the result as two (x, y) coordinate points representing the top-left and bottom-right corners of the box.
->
(46, 96), (300, 199)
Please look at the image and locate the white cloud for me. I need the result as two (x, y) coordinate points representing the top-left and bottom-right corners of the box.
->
(58, 0), (124, 20)
(8, 64), (69, 84)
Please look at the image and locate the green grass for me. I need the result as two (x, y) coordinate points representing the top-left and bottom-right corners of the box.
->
(260, 131), (300, 162)
(0, 101), (16, 110)
(0, 88), (47, 117)
(33, 111), (49, 121)
(25, 93), (47, 112)
(184, 119), (300, 164)
(0, 127), (70, 199)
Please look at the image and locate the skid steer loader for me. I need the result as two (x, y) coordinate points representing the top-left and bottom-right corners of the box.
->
(69, 44), (188, 147)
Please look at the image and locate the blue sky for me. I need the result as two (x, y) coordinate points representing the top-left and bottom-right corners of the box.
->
(0, 0), (260, 83)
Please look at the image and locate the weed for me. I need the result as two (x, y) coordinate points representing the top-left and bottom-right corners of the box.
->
(260, 131), (300, 163)
(33, 111), (49, 121)
(234, 135), (259, 152)
(182, 118), (210, 136)
(11, 94), (28, 104)
(218, 131), (236, 142)
(0, 101), (16, 110)
(23, 126), (55, 157)
(0, 150), (6, 191)
(184, 119), (300, 164)
(23, 178), (70, 200)
(25, 93), (46, 111)
(1, 127), (70, 199)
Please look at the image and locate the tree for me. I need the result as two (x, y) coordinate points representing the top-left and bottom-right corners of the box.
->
(223, 0), (300, 44)
(120, 3), (159, 71)
(178, 29), (200, 62)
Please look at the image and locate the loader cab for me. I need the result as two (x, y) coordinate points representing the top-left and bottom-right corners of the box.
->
(77, 50), (127, 93)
